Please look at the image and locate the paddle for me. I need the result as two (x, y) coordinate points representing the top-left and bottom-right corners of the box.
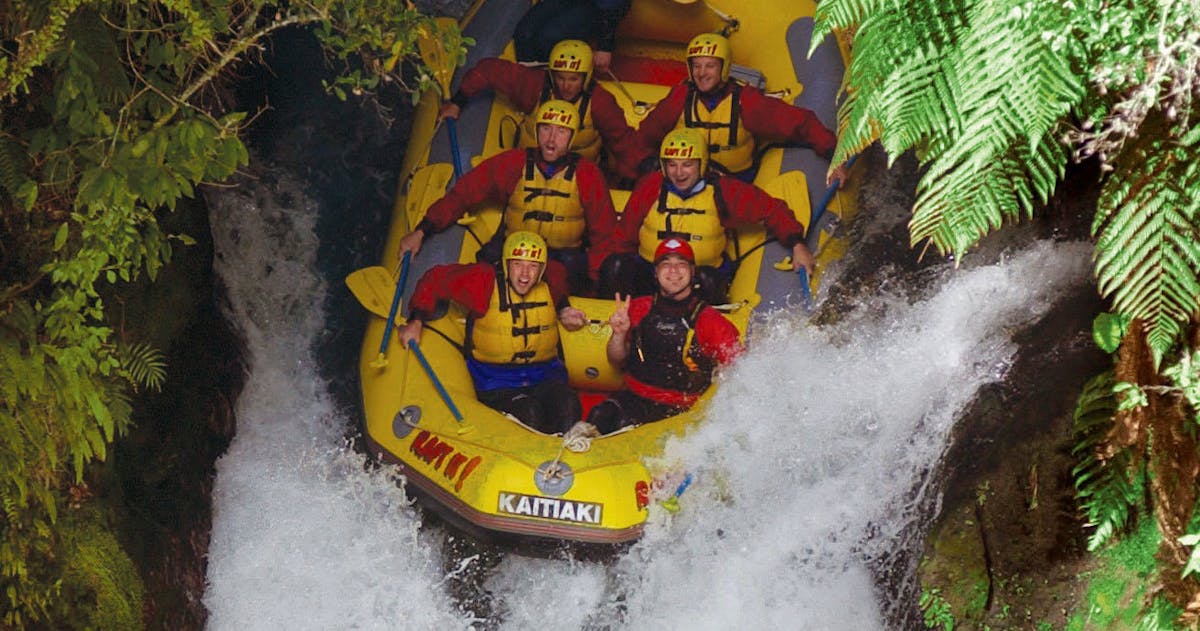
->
(604, 69), (652, 116)
(347, 266), (407, 322)
(346, 268), (474, 433)
(416, 17), (459, 101)
(798, 154), (857, 310)
(807, 153), (858, 237)
(367, 251), (412, 368)
(409, 340), (473, 434)
(447, 118), (465, 180)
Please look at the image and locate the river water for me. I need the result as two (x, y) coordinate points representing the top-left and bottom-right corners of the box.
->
(200, 142), (1093, 628)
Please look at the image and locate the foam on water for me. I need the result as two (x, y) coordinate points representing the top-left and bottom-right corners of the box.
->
(203, 170), (1092, 629)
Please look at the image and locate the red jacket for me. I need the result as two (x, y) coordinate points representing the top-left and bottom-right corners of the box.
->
(407, 262), (570, 323)
(633, 81), (837, 167)
(454, 58), (643, 180)
(416, 148), (618, 251)
(589, 171), (807, 275)
(624, 294), (743, 407)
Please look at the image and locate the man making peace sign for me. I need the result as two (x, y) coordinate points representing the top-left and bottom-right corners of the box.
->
(583, 238), (744, 435)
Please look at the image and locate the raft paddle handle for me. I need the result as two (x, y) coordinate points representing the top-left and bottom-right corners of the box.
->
(373, 251), (412, 367)
(447, 118), (465, 180)
(808, 153), (858, 233)
(408, 340), (466, 425)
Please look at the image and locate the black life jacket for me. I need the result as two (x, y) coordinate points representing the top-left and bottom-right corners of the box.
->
(627, 294), (715, 395)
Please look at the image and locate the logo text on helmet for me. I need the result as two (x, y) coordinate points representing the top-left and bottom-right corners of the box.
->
(540, 110), (571, 124)
(551, 58), (583, 72)
(688, 43), (719, 57)
(510, 244), (545, 259)
(662, 146), (695, 159)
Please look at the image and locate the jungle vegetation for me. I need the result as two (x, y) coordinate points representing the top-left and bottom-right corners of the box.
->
(814, 0), (1200, 624)
(0, 2), (463, 627)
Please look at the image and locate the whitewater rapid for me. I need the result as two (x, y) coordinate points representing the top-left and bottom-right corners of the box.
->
(202, 166), (1092, 629)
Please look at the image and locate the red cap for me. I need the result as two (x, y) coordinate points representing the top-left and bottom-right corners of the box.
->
(653, 238), (695, 264)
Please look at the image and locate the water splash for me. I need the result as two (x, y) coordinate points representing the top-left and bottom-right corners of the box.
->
(202, 165), (1092, 629)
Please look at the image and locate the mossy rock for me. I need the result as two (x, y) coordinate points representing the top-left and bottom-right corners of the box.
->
(51, 507), (145, 631)
(920, 502), (991, 628)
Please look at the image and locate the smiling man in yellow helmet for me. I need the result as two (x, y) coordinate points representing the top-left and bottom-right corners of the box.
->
(594, 128), (815, 303)
(399, 231), (588, 434)
(438, 38), (642, 180)
(400, 99), (617, 294)
(634, 32), (850, 185)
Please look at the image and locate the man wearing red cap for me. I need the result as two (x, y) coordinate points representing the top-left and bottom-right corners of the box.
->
(583, 238), (744, 434)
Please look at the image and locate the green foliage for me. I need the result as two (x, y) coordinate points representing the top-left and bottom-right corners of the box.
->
(814, 0), (1200, 359)
(1093, 119), (1200, 366)
(1, 1), (461, 627)
(1071, 371), (1147, 551)
(1136, 597), (1184, 631)
(1065, 519), (1159, 631)
(1092, 312), (1131, 354)
(920, 587), (956, 630)
(50, 508), (145, 631)
(118, 343), (167, 393)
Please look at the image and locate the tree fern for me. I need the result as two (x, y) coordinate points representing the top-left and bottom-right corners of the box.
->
(1092, 120), (1200, 366)
(1072, 370), (1147, 551)
(118, 342), (166, 393)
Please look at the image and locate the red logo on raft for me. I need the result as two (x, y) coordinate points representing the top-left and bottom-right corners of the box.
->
(410, 430), (482, 492)
(635, 480), (650, 511)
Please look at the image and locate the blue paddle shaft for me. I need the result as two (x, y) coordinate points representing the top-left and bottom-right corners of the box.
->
(808, 153), (858, 232)
(409, 340), (465, 423)
(377, 251), (412, 356)
(798, 268), (813, 312)
(446, 118), (465, 179)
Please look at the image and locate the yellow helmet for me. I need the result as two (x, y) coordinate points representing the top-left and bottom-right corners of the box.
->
(502, 230), (549, 279)
(532, 98), (580, 136)
(548, 39), (593, 85)
(686, 32), (732, 83)
(660, 128), (709, 175)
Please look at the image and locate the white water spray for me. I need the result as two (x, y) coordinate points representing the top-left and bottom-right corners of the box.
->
(203, 169), (1092, 629)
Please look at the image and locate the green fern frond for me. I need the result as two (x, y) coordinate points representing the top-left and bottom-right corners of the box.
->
(812, 0), (890, 41)
(910, 132), (1067, 255)
(63, 9), (132, 106)
(0, 134), (32, 198)
(118, 342), (167, 392)
(1071, 371), (1146, 551)
(1093, 116), (1200, 364)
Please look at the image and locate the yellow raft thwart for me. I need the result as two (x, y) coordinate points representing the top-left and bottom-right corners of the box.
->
(354, 0), (857, 549)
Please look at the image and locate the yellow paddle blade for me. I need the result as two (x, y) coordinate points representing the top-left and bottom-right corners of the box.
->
(417, 17), (461, 98)
(406, 162), (455, 232)
(346, 266), (407, 326)
(763, 170), (813, 229)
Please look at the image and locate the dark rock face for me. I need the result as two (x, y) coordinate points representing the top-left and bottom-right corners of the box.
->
(917, 159), (1110, 629)
(114, 194), (244, 630)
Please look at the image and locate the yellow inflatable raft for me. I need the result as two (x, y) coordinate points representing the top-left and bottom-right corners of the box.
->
(350, 0), (857, 549)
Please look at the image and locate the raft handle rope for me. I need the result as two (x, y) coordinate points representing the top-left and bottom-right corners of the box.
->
(540, 421), (600, 482)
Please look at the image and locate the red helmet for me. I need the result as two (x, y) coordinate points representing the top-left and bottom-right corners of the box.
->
(653, 237), (695, 265)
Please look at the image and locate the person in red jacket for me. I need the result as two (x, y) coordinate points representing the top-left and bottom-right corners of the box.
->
(439, 39), (642, 181)
(398, 232), (589, 435)
(633, 32), (849, 184)
(582, 238), (743, 435)
(593, 128), (814, 304)
(399, 100), (616, 294)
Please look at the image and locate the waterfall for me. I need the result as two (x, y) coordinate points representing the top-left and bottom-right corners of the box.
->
(202, 161), (1092, 629)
